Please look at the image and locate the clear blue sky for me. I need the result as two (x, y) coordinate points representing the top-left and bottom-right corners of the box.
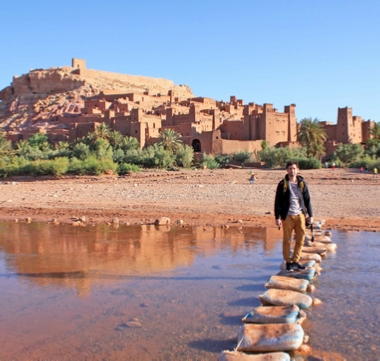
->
(1, 0), (379, 123)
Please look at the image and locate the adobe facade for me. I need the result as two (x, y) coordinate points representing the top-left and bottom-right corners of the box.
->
(1, 58), (375, 156)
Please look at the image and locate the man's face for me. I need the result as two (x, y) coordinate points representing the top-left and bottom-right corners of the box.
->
(287, 164), (298, 177)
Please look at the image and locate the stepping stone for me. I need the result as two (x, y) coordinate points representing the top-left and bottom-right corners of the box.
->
(279, 260), (316, 271)
(236, 323), (304, 352)
(259, 289), (313, 309)
(301, 246), (327, 256)
(265, 275), (309, 293)
(242, 305), (304, 324)
(277, 267), (316, 281)
(219, 350), (291, 361)
(306, 241), (337, 252)
(299, 252), (322, 263)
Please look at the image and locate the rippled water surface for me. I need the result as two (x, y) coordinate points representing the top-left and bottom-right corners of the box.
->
(0, 222), (378, 360)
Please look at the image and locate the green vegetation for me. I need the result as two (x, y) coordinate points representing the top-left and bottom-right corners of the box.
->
(297, 117), (327, 159)
(1, 119), (380, 177)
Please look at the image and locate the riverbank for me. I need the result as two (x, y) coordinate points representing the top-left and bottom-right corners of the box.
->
(0, 168), (379, 232)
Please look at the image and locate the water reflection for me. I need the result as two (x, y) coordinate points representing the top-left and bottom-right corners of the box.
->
(0, 222), (279, 296)
(1, 222), (377, 361)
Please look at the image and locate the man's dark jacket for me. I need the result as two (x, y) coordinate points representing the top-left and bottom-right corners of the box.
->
(274, 174), (313, 221)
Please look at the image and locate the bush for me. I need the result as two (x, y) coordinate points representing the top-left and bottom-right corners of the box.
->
(288, 157), (321, 169)
(200, 153), (220, 169)
(117, 163), (140, 175)
(176, 144), (194, 168)
(69, 156), (118, 175)
(214, 153), (231, 167)
(232, 150), (253, 166)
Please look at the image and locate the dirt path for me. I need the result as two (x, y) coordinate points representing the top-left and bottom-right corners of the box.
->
(0, 168), (379, 231)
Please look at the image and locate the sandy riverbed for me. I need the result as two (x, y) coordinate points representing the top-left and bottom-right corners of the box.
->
(0, 168), (379, 231)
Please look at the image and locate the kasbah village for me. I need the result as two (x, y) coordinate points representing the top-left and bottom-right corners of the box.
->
(1, 58), (380, 361)
(0, 58), (379, 232)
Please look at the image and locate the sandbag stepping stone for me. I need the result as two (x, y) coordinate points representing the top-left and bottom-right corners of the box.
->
(236, 323), (304, 352)
(265, 275), (309, 293)
(307, 235), (332, 243)
(219, 350), (291, 361)
(242, 305), (303, 324)
(306, 240), (337, 252)
(279, 260), (316, 271)
(277, 267), (316, 281)
(259, 289), (313, 309)
(299, 252), (322, 263)
(301, 246), (327, 256)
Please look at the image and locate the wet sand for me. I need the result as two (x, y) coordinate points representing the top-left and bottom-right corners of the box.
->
(0, 168), (379, 231)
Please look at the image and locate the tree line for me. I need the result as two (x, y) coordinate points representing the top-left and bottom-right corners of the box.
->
(0, 118), (379, 177)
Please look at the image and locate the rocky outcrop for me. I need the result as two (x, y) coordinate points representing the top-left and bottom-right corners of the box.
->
(0, 62), (193, 132)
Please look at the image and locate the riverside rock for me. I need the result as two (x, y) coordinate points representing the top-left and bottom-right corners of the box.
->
(154, 217), (170, 226)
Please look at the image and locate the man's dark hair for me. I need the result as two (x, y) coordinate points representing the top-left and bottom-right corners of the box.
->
(286, 160), (299, 168)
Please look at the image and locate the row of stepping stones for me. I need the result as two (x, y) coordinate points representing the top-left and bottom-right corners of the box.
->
(219, 221), (337, 361)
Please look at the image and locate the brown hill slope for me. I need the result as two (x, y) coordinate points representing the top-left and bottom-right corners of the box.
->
(0, 61), (193, 132)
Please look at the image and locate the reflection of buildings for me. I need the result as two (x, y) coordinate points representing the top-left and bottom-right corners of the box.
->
(0, 222), (280, 295)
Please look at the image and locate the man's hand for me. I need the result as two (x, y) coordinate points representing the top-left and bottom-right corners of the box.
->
(276, 219), (282, 228)
(309, 217), (314, 225)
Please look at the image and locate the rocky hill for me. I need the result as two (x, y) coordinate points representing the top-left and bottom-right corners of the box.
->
(0, 61), (193, 132)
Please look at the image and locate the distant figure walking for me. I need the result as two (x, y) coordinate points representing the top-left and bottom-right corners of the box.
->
(332, 162), (336, 170)
(324, 161), (328, 169)
(374, 167), (378, 178)
(249, 172), (257, 184)
(360, 166), (364, 173)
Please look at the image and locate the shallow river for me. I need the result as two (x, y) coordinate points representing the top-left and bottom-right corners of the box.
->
(0, 221), (378, 361)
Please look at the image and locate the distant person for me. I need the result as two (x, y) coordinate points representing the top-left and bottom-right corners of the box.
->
(365, 166), (369, 174)
(360, 166), (364, 173)
(332, 162), (336, 170)
(249, 171), (257, 184)
(274, 161), (313, 272)
(324, 161), (328, 169)
(374, 167), (378, 178)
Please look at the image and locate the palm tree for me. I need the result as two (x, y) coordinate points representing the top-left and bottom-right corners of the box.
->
(109, 130), (124, 149)
(368, 121), (380, 142)
(297, 117), (327, 158)
(158, 128), (182, 153)
(0, 130), (13, 157)
(93, 123), (111, 141)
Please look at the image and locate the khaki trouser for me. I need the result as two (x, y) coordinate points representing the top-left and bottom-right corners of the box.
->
(282, 213), (306, 263)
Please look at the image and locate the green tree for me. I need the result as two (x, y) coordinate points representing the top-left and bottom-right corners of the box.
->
(158, 129), (182, 153)
(93, 123), (111, 141)
(333, 143), (364, 165)
(120, 136), (140, 152)
(297, 117), (327, 158)
(26, 133), (51, 153)
(72, 142), (90, 160)
(109, 130), (124, 149)
(0, 130), (13, 158)
(368, 121), (380, 142)
(232, 150), (253, 166)
(176, 144), (194, 168)
(261, 140), (270, 150)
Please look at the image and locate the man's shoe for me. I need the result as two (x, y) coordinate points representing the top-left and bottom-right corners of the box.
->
(286, 262), (294, 272)
(292, 262), (306, 271)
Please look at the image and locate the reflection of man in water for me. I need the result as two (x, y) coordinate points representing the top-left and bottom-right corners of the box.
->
(274, 161), (313, 272)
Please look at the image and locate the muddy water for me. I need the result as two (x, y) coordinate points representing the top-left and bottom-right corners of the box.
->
(0, 222), (378, 361)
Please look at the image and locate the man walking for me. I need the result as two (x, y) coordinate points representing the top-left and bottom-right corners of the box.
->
(274, 161), (313, 272)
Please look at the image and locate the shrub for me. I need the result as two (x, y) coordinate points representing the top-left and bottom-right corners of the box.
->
(288, 157), (321, 169)
(200, 153), (220, 169)
(214, 153), (231, 167)
(232, 150), (253, 166)
(176, 144), (194, 168)
(117, 163), (140, 175)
